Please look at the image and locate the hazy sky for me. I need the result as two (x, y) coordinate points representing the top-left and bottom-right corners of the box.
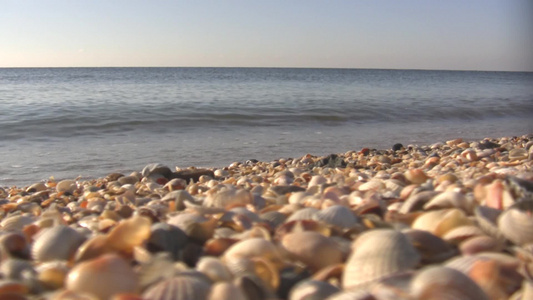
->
(1, 0), (532, 71)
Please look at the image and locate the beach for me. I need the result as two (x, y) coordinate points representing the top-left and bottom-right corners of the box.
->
(0, 134), (532, 299)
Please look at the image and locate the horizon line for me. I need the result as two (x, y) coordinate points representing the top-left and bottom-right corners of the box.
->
(1, 65), (531, 73)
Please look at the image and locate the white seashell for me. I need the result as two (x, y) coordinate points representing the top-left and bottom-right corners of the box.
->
(204, 185), (252, 209)
(0, 215), (34, 231)
(196, 257), (233, 282)
(308, 175), (327, 187)
(208, 282), (247, 300)
(498, 207), (533, 245)
(288, 279), (339, 300)
(32, 225), (86, 262)
(281, 231), (343, 271)
(285, 207), (319, 223)
(313, 205), (358, 229)
(358, 179), (385, 192)
(143, 274), (211, 300)
(343, 229), (420, 289)
(423, 191), (473, 213)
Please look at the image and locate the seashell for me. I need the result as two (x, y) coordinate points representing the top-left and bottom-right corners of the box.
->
(399, 191), (440, 214)
(498, 207), (533, 245)
(411, 208), (472, 237)
(0, 258), (35, 280)
(474, 205), (503, 239)
(259, 211), (287, 229)
(75, 234), (113, 262)
(404, 169), (429, 185)
(0, 215), (34, 232)
(66, 254), (138, 300)
(0, 232), (30, 259)
(275, 220), (331, 239)
(32, 225), (86, 262)
(142, 163), (172, 179)
(56, 179), (77, 194)
(223, 238), (284, 267)
(403, 229), (457, 264)
(142, 275), (211, 300)
(281, 231), (343, 271)
(288, 192), (311, 205)
(459, 236), (503, 256)
(483, 179), (515, 210)
(343, 229), (420, 289)
(288, 279), (339, 300)
(136, 253), (176, 290)
(313, 205), (358, 229)
(146, 223), (188, 261)
(509, 148), (528, 161)
(106, 215), (151, 254)
(285, 207), (319, 223)
(36, 260), (70, 290)
(410, 266), (489, 300)
(441, 225), (486, 244)
(167, 213), (218, 243)
(358, 180), (385, 192)
(208, 282), (247, 300)
(423, 190), (473, 213)
(204, 185), (252, 209)
(308, 175), (327, 187)
(196, 257), (233, 282)
(26, 182), (47, 193)
(160, 190), (196, 211)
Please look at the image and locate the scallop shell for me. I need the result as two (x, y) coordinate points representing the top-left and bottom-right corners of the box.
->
(143, 275), (211, 300)
(281, 231), (343, 271)
(312, 205), (359, 229)
(66, 254), (138, 300)
(410, 266), (489, 300)
(498, 207), (533, 245)
(343, 229), (420, 289)
(32, 225), (86, 262)
(0, 215), (34, 232)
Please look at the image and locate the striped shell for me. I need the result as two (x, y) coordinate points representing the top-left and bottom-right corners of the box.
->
(343, 229), (420, 289)
(32, 225), (86, 262)
(143, 275), (211, 300)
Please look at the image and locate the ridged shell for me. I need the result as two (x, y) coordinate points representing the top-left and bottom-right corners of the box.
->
(459, 235), (503, 255)
(32, 226), (86, 262)
(143, 275), (211, 300)
(498, 207), (533, 245)
(281, 231), (343, 271)
(410, 266), (489, 300)
(474, 206), (503, 239)
(343, 229), (420, 289)
(66, 254), (138, 300)
(0, 215), (34, 232)
(312, 205), (358, 229)
(196, 257), (233, 282)
(285, 207), (319, 223)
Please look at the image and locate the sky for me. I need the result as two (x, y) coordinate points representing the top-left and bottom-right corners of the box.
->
(1, 0), (532, 71)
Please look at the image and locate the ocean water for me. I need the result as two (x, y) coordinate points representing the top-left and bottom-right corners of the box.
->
(1, 67), (532, 187)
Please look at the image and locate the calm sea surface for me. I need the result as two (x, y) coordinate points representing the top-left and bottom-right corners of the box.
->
(1, 67), (532, 187)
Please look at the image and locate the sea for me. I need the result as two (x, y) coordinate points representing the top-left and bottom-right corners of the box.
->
(1, 67), (532, 187)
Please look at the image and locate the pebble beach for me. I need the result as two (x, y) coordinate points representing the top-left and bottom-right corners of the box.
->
(1, 134), (533, 300)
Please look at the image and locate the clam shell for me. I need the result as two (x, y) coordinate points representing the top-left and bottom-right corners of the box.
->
(312, 205), (359, 229)
(204, 185), (252, 209)
(0, 215), (34, 232)
(423, 191), (473, 213)
(403, 229), (457, 264)
(441, 225), (486, 244)
(474, 206), (503, 239)
(66, 254), (138, 300)
(399, 191), (439, 214)
(56, 179), (77, 194)
(143, 275), (211, 300)
(223, 238), (284, 265)
(281, 231), (343, 271)
(459, 235), (503, 255)
(498, 207), (533, 245)
(343, 229), (420, 289)
(411, 208), (472, 237)
(32, 225), (86, 262)
(285, 207), (319, 223)
(107, 215), (152, 253)
(410, 266), (489, 300)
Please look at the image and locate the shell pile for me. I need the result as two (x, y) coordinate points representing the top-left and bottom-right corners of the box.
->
(0, 135), (532, 300)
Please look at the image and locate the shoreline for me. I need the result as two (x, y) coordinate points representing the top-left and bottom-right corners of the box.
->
(0, 134), (532, 299)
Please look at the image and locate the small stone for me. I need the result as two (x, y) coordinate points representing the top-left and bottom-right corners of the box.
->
(392, 143), (403, 151)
